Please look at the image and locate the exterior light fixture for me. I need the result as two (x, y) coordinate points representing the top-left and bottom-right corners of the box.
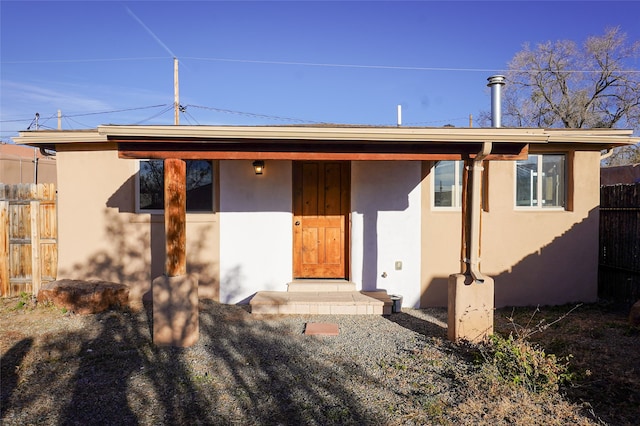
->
(253, 160), (265, 175)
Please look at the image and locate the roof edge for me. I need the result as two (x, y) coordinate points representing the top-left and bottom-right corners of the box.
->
(11, 125), (639, 147)
(96, 124), (550, 143)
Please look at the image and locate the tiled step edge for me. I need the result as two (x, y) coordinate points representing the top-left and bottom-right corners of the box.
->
(287, 281), (357, 292)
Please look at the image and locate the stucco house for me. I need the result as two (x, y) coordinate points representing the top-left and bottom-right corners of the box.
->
(14, 122), (637, 314)
(0, 142), (57, 184)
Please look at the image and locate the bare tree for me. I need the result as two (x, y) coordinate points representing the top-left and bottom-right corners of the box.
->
(500, 27), (640, 165)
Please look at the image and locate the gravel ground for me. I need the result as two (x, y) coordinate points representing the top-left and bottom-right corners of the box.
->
(1, 298), (633, 425)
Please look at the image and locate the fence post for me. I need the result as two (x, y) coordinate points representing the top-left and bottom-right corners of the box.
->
(0, 201), (8, 297)
(30, 200), (41, 296)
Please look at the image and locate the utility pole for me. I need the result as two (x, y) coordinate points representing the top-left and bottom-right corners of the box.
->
(174, 57), (179, 125)
(33, 113), (39, 184)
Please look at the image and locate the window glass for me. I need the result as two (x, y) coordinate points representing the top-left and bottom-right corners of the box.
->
(139, 160), (213, 212)
(541, 155), (565, 207)
(434, 161), (462, 208)
(516, 154), (565, 208)
(516, 156), (538, 207)
(139, 160), (164, 210)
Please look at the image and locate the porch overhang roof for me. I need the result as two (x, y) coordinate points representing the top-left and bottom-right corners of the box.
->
(13, 125), (638, 161)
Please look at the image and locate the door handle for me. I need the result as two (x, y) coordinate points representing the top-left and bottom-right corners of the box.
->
(295, 221), (301, 226)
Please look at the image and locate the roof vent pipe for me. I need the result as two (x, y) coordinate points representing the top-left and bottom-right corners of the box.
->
(487, 75), (506, 128)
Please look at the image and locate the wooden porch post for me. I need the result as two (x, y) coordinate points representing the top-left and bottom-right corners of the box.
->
(152, 158), (199, 347)
(165, 158), (186, 276)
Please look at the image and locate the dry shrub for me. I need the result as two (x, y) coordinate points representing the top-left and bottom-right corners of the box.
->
(451, 369), (596, 426)
(481, 333), (573, 393)
(472, 305), (579, 394)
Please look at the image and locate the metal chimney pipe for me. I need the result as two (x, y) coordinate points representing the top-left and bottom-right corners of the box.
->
(487, 75), (506, 128)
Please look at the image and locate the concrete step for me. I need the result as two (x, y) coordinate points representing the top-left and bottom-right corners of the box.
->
(250, 290), (392, 315)
(287, 280), (356, 292)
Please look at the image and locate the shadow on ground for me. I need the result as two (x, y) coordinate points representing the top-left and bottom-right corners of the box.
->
(1, 302), (383, 425)
(385, 309), (448, 340)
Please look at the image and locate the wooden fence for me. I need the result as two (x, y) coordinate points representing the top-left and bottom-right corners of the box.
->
(599, 183), (640, 305)
(0, 183), (57, 297)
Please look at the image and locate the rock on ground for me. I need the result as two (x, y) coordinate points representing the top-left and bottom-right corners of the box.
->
(37, 279), (129, 314)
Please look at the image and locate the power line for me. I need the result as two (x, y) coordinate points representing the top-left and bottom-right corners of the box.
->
(64, 104), (171, 118)
(187, 104), (323, 124)
(133, 105), (174, 125)
(6, 55), (638, 73)
(2, 102), (477, 133)
(179, 106), (200, 125)
(0, 104), (171, 124)
(184, 56), (506, 73)
(3, 57), (169, 64)
(183, 56), (640, 74)
(63, 116), (94, 129)
(3, 103), (320, 129)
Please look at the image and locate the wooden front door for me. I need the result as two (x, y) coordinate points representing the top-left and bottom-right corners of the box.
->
(293, 161), (350, 279)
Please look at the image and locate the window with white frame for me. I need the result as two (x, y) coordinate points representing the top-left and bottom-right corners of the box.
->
(433, 160), (463, 208)
(515, 154), (565, 208)
(138, 159), (214, 212)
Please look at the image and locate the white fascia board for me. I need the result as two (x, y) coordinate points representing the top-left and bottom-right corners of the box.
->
(544, 128), (639, 145)
(13, 125), (638, 147)
(97, 124), (550, 143)
(13, 129), (106, 146)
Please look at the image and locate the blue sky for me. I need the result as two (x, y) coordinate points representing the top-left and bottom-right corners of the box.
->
(2, 1), (639, 142)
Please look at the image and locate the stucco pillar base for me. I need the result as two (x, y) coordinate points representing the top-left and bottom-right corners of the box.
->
(152, 274), (199, 347)
(447, 273), (494, 343)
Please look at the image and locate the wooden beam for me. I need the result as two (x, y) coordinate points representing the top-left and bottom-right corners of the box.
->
(164, 158), (186, 277)
(118, 141), (530, 161)
(120, 150), (467, 161)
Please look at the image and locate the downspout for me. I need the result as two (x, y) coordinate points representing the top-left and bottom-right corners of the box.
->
(600, 148), (614, 161)
(467, 75), (505, 283)
(468, 141), (492, 283)
(40, 147), (56, 157)
(33, 148), (38, 184)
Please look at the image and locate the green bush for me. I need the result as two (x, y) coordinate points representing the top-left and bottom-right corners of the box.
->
(483, 333), (573, 393)
(12, 292), (32, 311)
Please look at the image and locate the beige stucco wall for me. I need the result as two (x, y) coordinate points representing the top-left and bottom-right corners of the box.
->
(421, 150), (601, 308)
(55, 145), (219, 307)
(53, 143), (602, 309)
(0, 143), (57, 184)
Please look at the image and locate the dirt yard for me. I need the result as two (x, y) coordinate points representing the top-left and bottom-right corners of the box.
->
(493, 302), (639, 425)
(1, 296), (638, 425)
